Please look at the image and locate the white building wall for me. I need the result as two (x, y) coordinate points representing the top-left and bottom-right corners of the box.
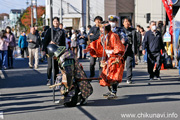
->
(89, 0), (105, 26)
(9, 13), (20, 28)
(45, 0), (85, 29)
(135, 0), (166, 30)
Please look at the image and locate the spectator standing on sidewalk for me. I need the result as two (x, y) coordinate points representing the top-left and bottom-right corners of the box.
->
(78, 27), (88, 59)
(87, 25), (91, 35)
(71, 29), (78, 57)
(140, 27), (147, 63)
(135, 25), (142, 64)
(5, 26), (16, 69)
(142, 21), (165, 80)
(0, 31), (10, 70)
(27, 27), (41, 69)
(42, 17), (66, 85)
(18, 31), (29, 58)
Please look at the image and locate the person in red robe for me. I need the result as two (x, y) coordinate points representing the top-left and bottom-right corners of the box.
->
(84, 21), (125, 99)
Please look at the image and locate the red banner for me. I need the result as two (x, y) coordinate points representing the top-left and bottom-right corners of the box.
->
(162, 0), (173, 36)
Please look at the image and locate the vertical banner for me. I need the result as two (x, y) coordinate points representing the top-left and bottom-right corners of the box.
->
(162, 0), (173, 55)
(162, 0), (173, 36)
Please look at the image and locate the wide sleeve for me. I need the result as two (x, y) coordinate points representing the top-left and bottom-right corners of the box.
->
(113, 34), (125, 55)
(87, 37), (104, 58)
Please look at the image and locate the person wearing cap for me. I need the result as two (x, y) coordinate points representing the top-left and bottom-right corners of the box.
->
(78, 27), (88, 59)
(108, 15), (127, 45)
(88, 16), (103, 77)
(84, 21), (125, 99)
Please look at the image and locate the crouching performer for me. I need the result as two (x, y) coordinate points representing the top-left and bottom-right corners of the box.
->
(47, 44), (93, 107)
(84, 21), (125, 99)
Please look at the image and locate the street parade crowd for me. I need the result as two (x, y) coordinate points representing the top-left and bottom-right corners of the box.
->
(0, 15), (180, 105)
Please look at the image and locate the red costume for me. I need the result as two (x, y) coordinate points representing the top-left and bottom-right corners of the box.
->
(87, 31), (125, 86)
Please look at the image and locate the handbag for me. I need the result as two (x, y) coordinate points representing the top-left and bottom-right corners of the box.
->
(177, 49), (180, 60)
(13, 50), (18, 58)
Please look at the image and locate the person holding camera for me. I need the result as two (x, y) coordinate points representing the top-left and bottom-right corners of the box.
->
(122, 18), (138, 84)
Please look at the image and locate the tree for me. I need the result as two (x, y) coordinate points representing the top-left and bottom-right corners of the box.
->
(20, 6), (45, 33)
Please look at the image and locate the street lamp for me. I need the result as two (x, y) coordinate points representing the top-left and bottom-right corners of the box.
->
(26, 0), (29, 6)
(32, 0), (38, 25)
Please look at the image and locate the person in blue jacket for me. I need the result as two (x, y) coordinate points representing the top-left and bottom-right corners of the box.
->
(18, 31), (29, 58)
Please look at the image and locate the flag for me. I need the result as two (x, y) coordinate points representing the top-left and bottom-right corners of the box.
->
(162, 0), (173, 36)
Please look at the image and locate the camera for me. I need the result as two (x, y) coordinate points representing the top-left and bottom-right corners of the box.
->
(126, 32), (133, 44)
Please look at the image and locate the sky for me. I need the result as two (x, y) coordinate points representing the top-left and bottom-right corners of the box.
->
(0, 0), (45, 14)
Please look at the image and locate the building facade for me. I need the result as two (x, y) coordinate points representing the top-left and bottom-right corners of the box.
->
(46, 0), (86, 30)
(104, 0), (135, 27)
(9, 9), (22, 28)
(135, 0), (166, 30)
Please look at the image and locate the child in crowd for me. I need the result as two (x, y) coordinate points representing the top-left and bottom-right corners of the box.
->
(0, 31), (10, 70)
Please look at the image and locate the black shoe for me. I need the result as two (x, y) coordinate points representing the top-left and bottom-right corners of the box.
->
(107, 93), (117, 99)
(103, 92), (111, 97)
(89, 74), (95, 78)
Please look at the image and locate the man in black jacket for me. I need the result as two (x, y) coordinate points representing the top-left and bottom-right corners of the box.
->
(142, 21), (165, 80)
(88, 16), (103, 77)
(42, 17), (66, 85)
(122, 18), (138, 84)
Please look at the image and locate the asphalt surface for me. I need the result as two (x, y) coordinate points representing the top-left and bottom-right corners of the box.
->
(0, 56), (180, 120)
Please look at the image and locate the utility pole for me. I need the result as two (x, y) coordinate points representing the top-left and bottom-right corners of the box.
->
(60, 0), (63, 23)
(49, 0), (55, 102)
(86, 0), (90, 28)
(35, 0), (38, 25)
(31, 0), (33, 27)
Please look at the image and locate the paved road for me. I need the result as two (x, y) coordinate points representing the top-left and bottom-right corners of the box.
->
(0, 57), (180, 120)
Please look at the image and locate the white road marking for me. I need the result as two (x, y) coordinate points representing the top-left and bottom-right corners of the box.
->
(0, 70), (5, 79)
(148, 95), (180, 100)
(0, 111), (4, 119)
(5, 67), (47, 72)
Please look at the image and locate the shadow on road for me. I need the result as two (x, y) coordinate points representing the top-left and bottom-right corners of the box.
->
(0, 58), (47, 88)
(87, 92), (180, 107)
